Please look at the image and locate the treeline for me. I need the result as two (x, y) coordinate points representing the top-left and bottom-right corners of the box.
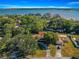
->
(0, 13), (79, 58)
(1, 13), (77, 34)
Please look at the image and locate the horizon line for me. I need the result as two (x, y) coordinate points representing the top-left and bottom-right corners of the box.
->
(0, 7), (79, 9)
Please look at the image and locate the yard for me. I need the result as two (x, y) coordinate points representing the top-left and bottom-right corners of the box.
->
(32, 44), (56, 57)
(61, 36), (79, 57)
(72, 35), (79, 38)
(32, 33), (56, 58)
(48, 44), (56, 57)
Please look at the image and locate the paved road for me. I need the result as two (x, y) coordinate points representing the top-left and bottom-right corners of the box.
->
(55, 46), (61, 57)
(31, 57), (71, 59)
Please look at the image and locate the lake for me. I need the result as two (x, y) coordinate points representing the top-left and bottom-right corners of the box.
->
(0, 9), (79, 20)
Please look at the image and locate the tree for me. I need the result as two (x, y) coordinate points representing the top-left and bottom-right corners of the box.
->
(44, 32), (58, 45)
(32, 19), (47, 32)
(20, 15), (48, 33)
(48, 17), (75, 33)
(12, 27), (25, 37)
(0, 33), (38, 58)
(4, 24), (13, 39)
(42, 13), (51, 20)
(8, 34), (38, 57)
(35, 13), (41, 17)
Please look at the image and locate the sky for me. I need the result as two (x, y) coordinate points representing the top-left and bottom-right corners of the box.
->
(0, 0), (79, 8)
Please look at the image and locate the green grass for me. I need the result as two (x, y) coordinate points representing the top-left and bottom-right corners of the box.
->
(72, 35), (79, 38)
(32, 44), (56, 57)
(61, 40), (79, 57)
(48, 44), (56, 57)
(33, 49), (46, 58)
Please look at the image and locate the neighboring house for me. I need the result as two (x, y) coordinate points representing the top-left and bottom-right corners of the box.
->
(16, 19), (21, 23)
(32, 32), (45, 39)
(0, 27), (3, 31)
(74, 29), (79, 34)
(15, 20), (21, 28)
(46, 27), (66, 33)
(54, 28), (66, 33)
(75, 39), (79, 45)
(57, 34), (69, 46)
(56, 40), (62, 45)
(59, 35), (69, 43)
(38, 37), (51, 49)
(71, 38), (79, 48)
(38, 32), (45, 38)
(70, 28), (79, 34)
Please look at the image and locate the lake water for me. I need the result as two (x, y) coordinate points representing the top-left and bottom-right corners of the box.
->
(0, 9), (79, 20)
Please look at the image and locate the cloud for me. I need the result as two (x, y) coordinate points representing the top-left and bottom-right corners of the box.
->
(0, 4), (19, 8)
(0, 4), (71, 8)
(48, 6), (70, 8)
(68, 2), (79, 5)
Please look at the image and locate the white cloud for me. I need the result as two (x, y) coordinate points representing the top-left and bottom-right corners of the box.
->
(0, 4), (71, 8)
(48, 6), (71, 8)
(68, 2), (79, 5)
(9, 6), (71, 8)
(0, 4), (19, 8)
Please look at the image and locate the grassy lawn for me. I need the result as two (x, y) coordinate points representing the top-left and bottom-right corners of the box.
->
(33, 49), (46, 58)
(32, 44), (56, 57)
(72, 35), (79, 38)
(61, 39), (79, 57)
(48, 44), (56, 57)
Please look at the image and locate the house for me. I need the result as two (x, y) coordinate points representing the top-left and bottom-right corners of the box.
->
(54, 28), (66, 33)
(0, 27), (3, 31)
(57, 34), (69, 47)
(38, 37), (50, 49)
(16, 19), (21, 23)
(56, 40), (62, 45)
(74, 29), (79, 34)
(46, 20), (65, 32)
(75, 39), (79, 45)
(72, 38), (79, 48)
(46, 26), (66, 33)
(38, 32), (45, 38)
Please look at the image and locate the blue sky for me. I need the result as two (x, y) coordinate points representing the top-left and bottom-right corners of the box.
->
(0, 0), (79, 8)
